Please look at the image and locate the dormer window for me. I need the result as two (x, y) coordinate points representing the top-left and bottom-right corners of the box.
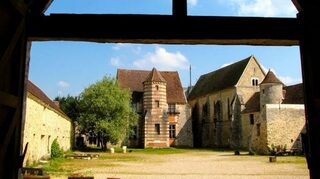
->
(251, 78), (259, 86)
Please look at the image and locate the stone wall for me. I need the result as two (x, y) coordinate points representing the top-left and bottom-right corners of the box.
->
(23, 93), (71, 165)
(250, 104), (305, 154)
(188, 88), (236, 148)
(266, 104), (305, 152)
(241, 112), (259, 149)
(174, 104), (193, 147)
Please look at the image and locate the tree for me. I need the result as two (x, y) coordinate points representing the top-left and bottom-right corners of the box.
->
(54, 95), (81, 123)
(78, 76), (138, 150)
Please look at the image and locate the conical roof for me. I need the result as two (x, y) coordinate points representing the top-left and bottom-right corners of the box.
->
(144, 68), (166, 83)
(261, 70), (283, 84)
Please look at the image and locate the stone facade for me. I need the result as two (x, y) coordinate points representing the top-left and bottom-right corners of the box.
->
(249, 104), (305, 154)
(244, 71), (305, 154)
(117, 68), (193, 148)
(188, 56), (265, 148)
(23, 86), (71, 165)
(188, 56), (305, 154)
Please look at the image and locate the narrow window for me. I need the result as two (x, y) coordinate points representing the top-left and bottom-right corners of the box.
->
(156, 85), (159, 91)
(252, 78), (259, 86)
(250, 114), (254, 125)
(169, 125), (176, 138)
(155, 124), (160, 135)
(257, 123), (261, 136)
(168, 103), (176, 113)
(155, 100), (160, 108)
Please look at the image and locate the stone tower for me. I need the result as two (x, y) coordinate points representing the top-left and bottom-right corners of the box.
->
(143, 68), (169, 148)
(260, 70), (284, 109)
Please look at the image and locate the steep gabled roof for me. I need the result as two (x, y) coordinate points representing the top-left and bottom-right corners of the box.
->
(117, 69), (186, 104)
(283, 83), (304, 104)
(261, 70), (283, 84)
(188, 56), (252, 100)
(144, 68), (166, 83)
(242, 92), (260, 113)
(27, 80), (68, 117)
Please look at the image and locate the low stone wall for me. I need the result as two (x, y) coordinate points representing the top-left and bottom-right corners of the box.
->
(266, 104), (305, 152)
(23, 93), (71, 165)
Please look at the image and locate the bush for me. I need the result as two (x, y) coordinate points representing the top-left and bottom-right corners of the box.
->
(51, 139), (64, 158)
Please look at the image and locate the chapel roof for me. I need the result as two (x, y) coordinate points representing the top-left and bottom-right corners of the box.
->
(188, 56), (254, 100)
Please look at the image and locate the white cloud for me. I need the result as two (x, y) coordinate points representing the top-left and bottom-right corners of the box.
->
(57, 80), (70, 89)
(133, 47), (189, 71)
(112, 43), (129, 51)
(279, 76), (302, 85)
(188, 0), (198, 7)
(110, 57), (121, 66)
(229, 0), (297, 17)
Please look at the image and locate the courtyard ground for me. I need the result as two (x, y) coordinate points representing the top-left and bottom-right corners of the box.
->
(41, 148), (309, 179)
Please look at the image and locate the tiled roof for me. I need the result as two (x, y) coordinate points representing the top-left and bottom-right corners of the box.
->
(283, 83), (304, 104)
(27, 80), (68, 117)
(144, 68), (166, 83)
(117, 69), (186, 104)
(242, 83), (304, 113)
(261, 70), (283, 84)
(242, 92), (260, 113)
(188, 56), (252, 100)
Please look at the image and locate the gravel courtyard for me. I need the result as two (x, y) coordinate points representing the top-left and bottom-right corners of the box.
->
(51, 149), (309, 179)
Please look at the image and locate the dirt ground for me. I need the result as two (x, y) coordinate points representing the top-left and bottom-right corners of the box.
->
(53, 150), (309, 179)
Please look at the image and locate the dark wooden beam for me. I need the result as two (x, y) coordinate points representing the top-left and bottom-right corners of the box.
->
(173, 0), (187, 17)
(0, 91), (19, 108)
(298, 3), (320, 178)
(0, 18), (26, 70)
(28, 14), (300, 46)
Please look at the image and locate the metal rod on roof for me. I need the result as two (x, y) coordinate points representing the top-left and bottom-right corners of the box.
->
(172, 0), (187, 17)
(189, 64), (192, 88)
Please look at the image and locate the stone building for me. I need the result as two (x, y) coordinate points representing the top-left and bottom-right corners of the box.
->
(23, 81), (72, 165)
(188, 55), (305, 154)
(243, 71), (305, 154)
(117, 68), (193, 148)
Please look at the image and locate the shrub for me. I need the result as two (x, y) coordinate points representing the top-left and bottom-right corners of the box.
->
(51, 139), (64, 158)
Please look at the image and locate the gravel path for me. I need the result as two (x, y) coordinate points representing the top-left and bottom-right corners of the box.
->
(54, 151), (309, 179)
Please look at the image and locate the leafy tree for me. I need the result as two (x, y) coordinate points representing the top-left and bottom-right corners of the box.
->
(78, 76), (138, 150)
(54, 95), (81, 123)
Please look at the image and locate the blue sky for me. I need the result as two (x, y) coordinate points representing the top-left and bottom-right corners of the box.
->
(29, 0), (301, 99)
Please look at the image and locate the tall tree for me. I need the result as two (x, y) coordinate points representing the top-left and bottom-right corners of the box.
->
(54, 95), (81, 123)
(79, 76), (137, 150)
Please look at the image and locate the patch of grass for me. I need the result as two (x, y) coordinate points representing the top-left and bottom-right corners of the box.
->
(128, 147), (190, 154)
(41, 157), (74, 176)
(274, 156), (307, 165)
(99, 154), (141, 161)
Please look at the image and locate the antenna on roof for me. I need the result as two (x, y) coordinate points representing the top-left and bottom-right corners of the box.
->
(189, 64), (192, 88)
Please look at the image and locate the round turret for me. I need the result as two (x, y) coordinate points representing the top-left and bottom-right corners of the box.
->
(143, 68), (167, 112)
(260, 70), (283, 109)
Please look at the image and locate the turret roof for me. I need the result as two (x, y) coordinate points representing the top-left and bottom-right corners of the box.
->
(144, 68), (166, 83)
(261, 70), (283, 84)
